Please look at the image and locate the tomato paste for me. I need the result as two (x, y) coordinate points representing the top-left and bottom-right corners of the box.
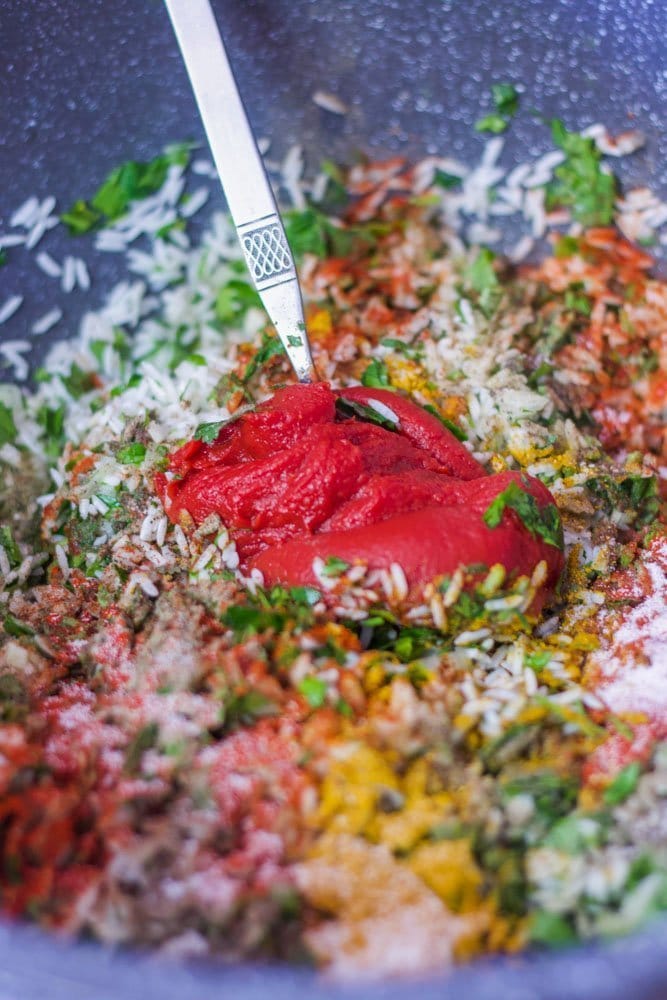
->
(158, 383), (564, 606)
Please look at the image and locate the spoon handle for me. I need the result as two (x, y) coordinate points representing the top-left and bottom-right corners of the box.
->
(164, 0), (317, 383)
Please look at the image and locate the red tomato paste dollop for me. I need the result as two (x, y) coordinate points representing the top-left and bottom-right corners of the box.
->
(158, 383), (563, 607)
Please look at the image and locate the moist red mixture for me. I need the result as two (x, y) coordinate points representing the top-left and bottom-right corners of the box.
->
(158, 383), (564, 607)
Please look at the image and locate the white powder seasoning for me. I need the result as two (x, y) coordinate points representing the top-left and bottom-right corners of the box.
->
(594, 537), (667, 719)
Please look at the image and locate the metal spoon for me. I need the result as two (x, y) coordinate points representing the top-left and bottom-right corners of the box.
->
(164, 0), (318, 384)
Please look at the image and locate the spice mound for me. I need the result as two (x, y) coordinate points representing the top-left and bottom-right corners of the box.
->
(159, 382), (564, 606)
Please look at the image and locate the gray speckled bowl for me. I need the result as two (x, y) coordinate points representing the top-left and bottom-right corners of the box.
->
(1, 1), (666, 996)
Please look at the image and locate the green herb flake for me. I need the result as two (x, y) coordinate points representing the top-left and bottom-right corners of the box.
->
(35, 404), (66, 458)
(3, 615), (35, 638)
(564, 285), (592, 315)
(222, 690), (278, 729)
(321, 556), (350, 577)
(422, 404), (467, 441)
(284, 207), (328, 258)
(464, 248), (502, 317)
(0, 527), (21, 568)
(361, 358), (391, 389)
(61, 363), (97, 400)
(525, 650), (553, 671)
(110, 373), (143, 398)
(380, 337), (424, 361)
(475, 114), (509, 134)
(335, 396), (399, 433)
(116, 442), (147, 466)
(530, 911), (577, 948)
(214, 279), (262, 325)
(124, 721), (159, 774)
(433, 168), (463, 190)
(284, 206), (391, 261)
(491, 83), (520, 117)
(60, 199), (102, 235)
(604, 761), (641, 806)
(298, 676), (328, 708)
(546, 119), (617, 227)
(483, 480), (563, 549)
(243, 334), (285, 382)
(554, 235), (580, 259)
(62, 144), (192, 233)
(585, 473), (660, 528)
(194, 421), (224, 444)
(0, 401), (18, 447)
(221, 584), (319, 639)
(287, 585), (322, 607)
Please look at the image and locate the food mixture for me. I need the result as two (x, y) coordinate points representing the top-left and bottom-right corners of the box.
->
(0, 110), (666, 979)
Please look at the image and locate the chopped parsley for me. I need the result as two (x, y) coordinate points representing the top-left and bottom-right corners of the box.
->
(361, 358), (392, 389)
(284, 206), (391, 260)
(525, 650), (553, 671)
(380, 337), (424, 361)
(61, 143), (192, 234)
(321, 556), (350, 577)
(335, 396), (399, 433)
(585, 473), (660, 528)
(0, 527), (21, 568)
(110, 373), (143, 398)
(0, 401), (17, 447)
(214, 279), (262, 326)
(564, 284), (592, 315)
(483, 480), (563, 549)
(298, 676), (328, 708)
(546, 119), (617, 226)
(475, 83), (520, 134)
(3, 614), (35, 638)
(491, 83), (520, 117)
(35, 403), (66, 459)
(60, 363), (97, 399)
(222, 690), (279, 729)
(530, 911), (577, 948)
(222, 585), (321, 640)
(60, 200), (102, 235)
(604, 762), (641, 805)
(433, 168), (463, 190)
(124, 722), (159, 774)
(464, 248), (502, 317)
(554, 235), (580, 258)
(475, 114), (508, 135)
(194, 421), (224, 444)
(422, 404), (467, 441)
(242, 333), (285, 382)
(116, 442), (147, 466)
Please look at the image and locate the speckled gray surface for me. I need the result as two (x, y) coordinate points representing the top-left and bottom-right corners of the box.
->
(1, 0), (666, 365)
(1, 0), (667, 996)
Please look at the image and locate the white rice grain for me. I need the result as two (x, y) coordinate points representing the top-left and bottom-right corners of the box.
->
(61, 256), (77, 293)
(181, 187), (209, 219)
(0, 295), (24, 324)
(0, 546), (10, 579)
(0, 234), (27, 249)
(32, 308), (63, 336)
(312, 90), (349, 115)
(0, 340), (30, 380)
(10, 196), (39, 228)
(192, 544), (218, 573)
(36, 251), (62, 277)
(55, 544), (70, 580)
(75, 258), (91, 291)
